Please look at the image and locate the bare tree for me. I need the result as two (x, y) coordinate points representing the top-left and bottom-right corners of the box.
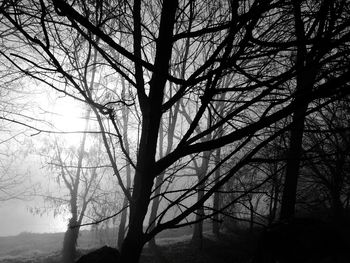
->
(1, 1), (350, 262)
(39, 110), (114, 263)
(279, 0), (350, 220)
(300, 98), (350, 222)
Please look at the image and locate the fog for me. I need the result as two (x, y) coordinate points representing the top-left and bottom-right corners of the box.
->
(0, 199), (67, 236)
(0, 95), (86, 237)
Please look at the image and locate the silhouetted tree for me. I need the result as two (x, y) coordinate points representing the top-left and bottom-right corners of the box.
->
(1, 1), (350, 262)
(279, 0), (350, 220)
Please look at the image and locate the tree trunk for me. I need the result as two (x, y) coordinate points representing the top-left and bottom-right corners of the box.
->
(212, 195), (220, 235)
(192, 151), (210, 248)
(117, 80), (131, 250)
(119, 107), (160, 262)
(120, 234), (144, 263)
(117, 196), (129, 249)
(330, 188), (344, 223)
(279, 105), (307, 220)
(62, 218), (80, 263)
(120, 0), (178, 261)
(331, 154), (346, 222)
(120, 172), (154, 263)
(212, 148), (221, 236)
(192, 189), (204, 248)
(279, 1), (318, 221)
(268, 182), (280, 225)
(249, 198), (254, 232)
(148, 172), (164, 248)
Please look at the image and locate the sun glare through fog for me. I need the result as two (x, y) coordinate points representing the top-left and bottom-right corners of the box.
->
(48, 98), (88, 147)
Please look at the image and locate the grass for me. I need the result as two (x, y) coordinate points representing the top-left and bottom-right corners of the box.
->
(0, 226), (256, 263)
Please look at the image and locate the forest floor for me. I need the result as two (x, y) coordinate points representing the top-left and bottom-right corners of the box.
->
(140, 232), (256, 263)
(0, 227), (257, 263)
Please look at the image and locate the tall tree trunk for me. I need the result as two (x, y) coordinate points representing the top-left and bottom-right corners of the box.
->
(279, 1), (318, 221)
(147, 0), (190, 247)
(331, 152), (346, 222)
(212, 148), (221, 236)
(62, 218), (80, 263)
(192, 151), (210, 248)
(279, 0), (333, 221)
(212, 92), (225, 236)
(268, 180), (280, 225)
(117, 78), (132, 250)
(119, 0), (177, 261)
(279, 105), (308, 220)
(120, 167), (154, 263)
(118, 194), (129, 249)
(249, 197), (255, 232)
(119, 108), (157, 263)
(192, 188), (205, 247)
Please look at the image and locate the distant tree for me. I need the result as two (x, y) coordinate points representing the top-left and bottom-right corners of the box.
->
(116, 81), (132, 250)
(212, 146), (223, 236)
(0, 152), (34, 201)
(39, 109), (115, 263)
(250, 128), (288, 225)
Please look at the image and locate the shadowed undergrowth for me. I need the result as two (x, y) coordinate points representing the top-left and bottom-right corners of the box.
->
(0, 232), (254, 263)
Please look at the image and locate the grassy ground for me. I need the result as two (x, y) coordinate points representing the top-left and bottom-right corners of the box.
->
(0, 229), (256, 263)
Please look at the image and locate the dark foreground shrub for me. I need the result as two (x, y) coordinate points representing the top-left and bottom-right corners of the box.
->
(252, 218), (349, 263)
(76, 246), (120, 263)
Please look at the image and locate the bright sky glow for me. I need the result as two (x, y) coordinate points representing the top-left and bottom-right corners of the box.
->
(47, 96), (89, 147)
(0, 91), (90, 236)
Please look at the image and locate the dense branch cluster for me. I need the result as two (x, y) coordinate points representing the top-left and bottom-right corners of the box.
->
(0, 1), (349, 262)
